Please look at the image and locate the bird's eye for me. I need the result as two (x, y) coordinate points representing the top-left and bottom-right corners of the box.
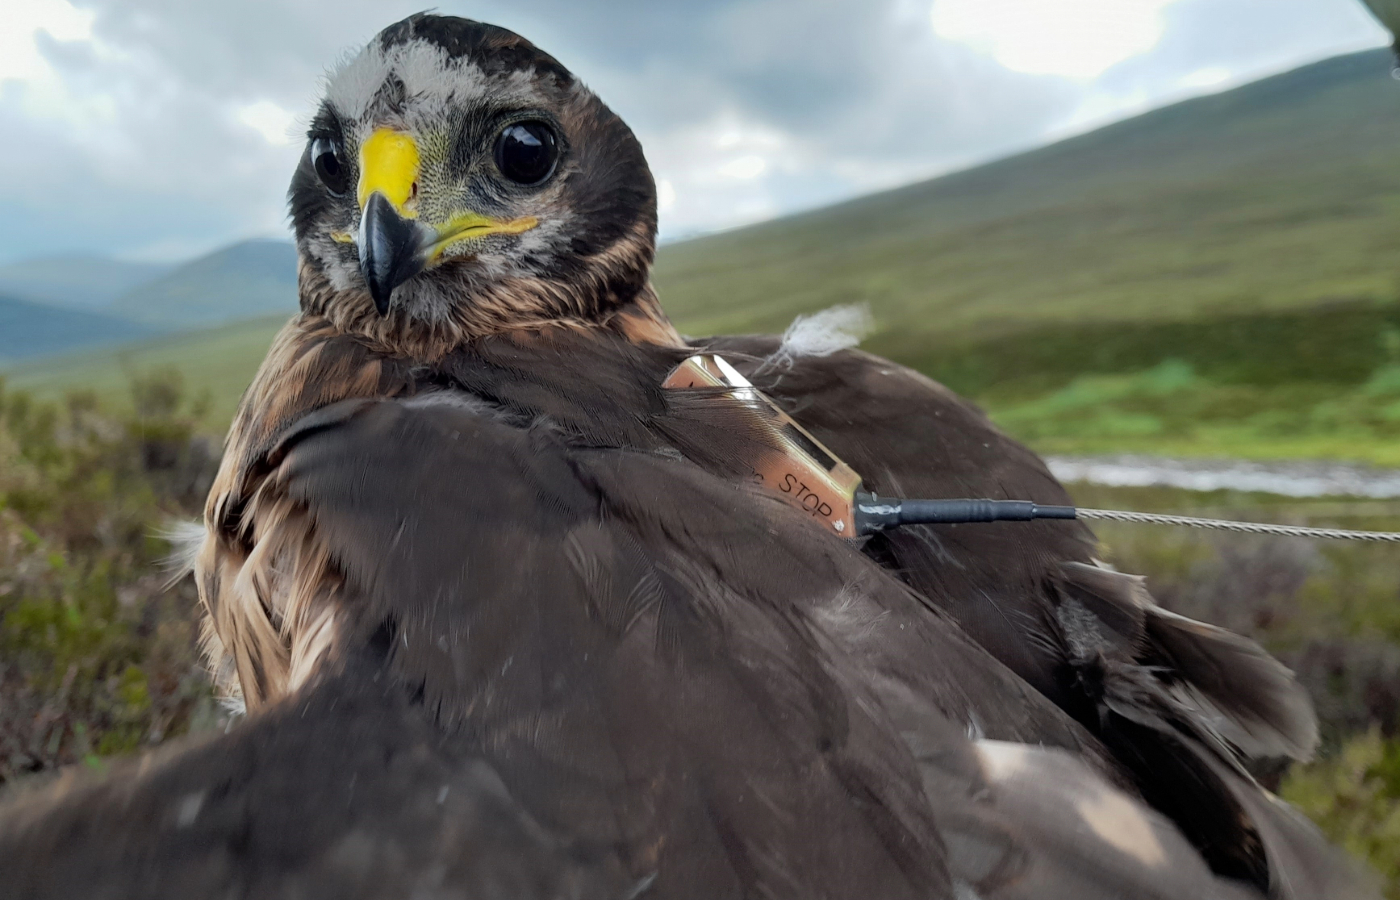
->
(311, 137), (349, 196)
(494, 121), (559, 186)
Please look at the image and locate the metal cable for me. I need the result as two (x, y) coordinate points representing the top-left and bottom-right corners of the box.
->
(1075, 508), (1400, 542)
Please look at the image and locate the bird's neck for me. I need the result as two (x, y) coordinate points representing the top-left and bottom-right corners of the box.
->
(212, 303), (692, 532)
(297, 257), (683, 358)
(602, 282), (685, 349)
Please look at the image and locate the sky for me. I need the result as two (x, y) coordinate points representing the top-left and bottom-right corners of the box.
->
(0, 0), (1389, 265)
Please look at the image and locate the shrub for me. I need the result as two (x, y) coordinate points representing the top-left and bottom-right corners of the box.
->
(0, 371), (220, 786)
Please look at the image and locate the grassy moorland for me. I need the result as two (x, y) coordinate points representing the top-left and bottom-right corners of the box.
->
(6, 315), (289, 428)
(0, 375), (221, 786)
(930, 302), (1400, 464)
(15, 302), (1400, 464)
(654, 50), (1400, 337)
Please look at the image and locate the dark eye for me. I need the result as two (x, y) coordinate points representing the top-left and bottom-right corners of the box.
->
(494, 121), (559, 186)
(311, 137), (349, 196)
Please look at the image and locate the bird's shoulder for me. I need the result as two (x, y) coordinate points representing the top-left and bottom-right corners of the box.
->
(694, 334), (1336, 890)
(695, 334), (1071, 508)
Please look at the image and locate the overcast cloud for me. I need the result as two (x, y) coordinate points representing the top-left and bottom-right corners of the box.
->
(0, 0), (1387, 265)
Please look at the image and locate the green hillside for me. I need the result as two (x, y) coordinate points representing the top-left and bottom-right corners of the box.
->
(650, 48), (1400, 463)
(7, 50), (1400, 461)
(4, 315), (289, 425)
(111, 239), (297, 328)
(653, 49), (1400, 344)
(0, 256), (172, 310)
(0, 294), (158, 362)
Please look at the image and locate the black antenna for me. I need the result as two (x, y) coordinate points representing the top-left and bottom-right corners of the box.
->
(852, 492), (1400, 542)
(854, 494), (1075, 535)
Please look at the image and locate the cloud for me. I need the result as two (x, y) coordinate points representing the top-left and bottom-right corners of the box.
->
(0, 0), (94, 83)
(931, 0), (1179, 80)
(0, 0), (1386, 264)
(236, 100), (299, 146)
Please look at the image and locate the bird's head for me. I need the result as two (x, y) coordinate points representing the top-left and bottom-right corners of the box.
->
(291, 14), (669, 354)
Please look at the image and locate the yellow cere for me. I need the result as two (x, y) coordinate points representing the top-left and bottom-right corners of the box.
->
(430, 212), (539, 260)
(357, 128), (422, 213)
(354, 126), (540, 259)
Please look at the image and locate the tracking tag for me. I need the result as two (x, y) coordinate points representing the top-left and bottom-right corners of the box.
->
(663, 354), (863, 538)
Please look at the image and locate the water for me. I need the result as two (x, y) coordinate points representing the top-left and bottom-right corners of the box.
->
(1046, 455), (1400, 499)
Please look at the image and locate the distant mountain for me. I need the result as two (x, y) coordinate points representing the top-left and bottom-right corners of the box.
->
(0, 256), (174, 310)
(111, 239), (298, 328)
(0, 294), (158, 362)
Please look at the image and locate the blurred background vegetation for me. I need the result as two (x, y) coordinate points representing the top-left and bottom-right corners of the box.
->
(0, 42), (1398, 895)
(0, 373), (222, 787)
(1076, 483), (1400, 890)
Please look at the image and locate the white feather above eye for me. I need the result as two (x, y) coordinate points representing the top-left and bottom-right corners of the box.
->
(323, 37), (554, 132)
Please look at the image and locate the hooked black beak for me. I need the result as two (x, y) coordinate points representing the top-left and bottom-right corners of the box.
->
(358, 191), (433, 315)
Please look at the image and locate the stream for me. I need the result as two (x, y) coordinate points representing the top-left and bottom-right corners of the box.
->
(1046, 455), (1400, 499)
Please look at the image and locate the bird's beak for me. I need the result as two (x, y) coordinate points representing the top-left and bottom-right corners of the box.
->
(358, 191), (429, 316)
(353, 128), (540, 316)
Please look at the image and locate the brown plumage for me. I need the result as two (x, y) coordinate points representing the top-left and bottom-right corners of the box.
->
(0, 13), (1378, 899)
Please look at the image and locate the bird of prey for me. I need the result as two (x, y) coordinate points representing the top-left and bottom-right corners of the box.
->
(0, 14), (1379, 900)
